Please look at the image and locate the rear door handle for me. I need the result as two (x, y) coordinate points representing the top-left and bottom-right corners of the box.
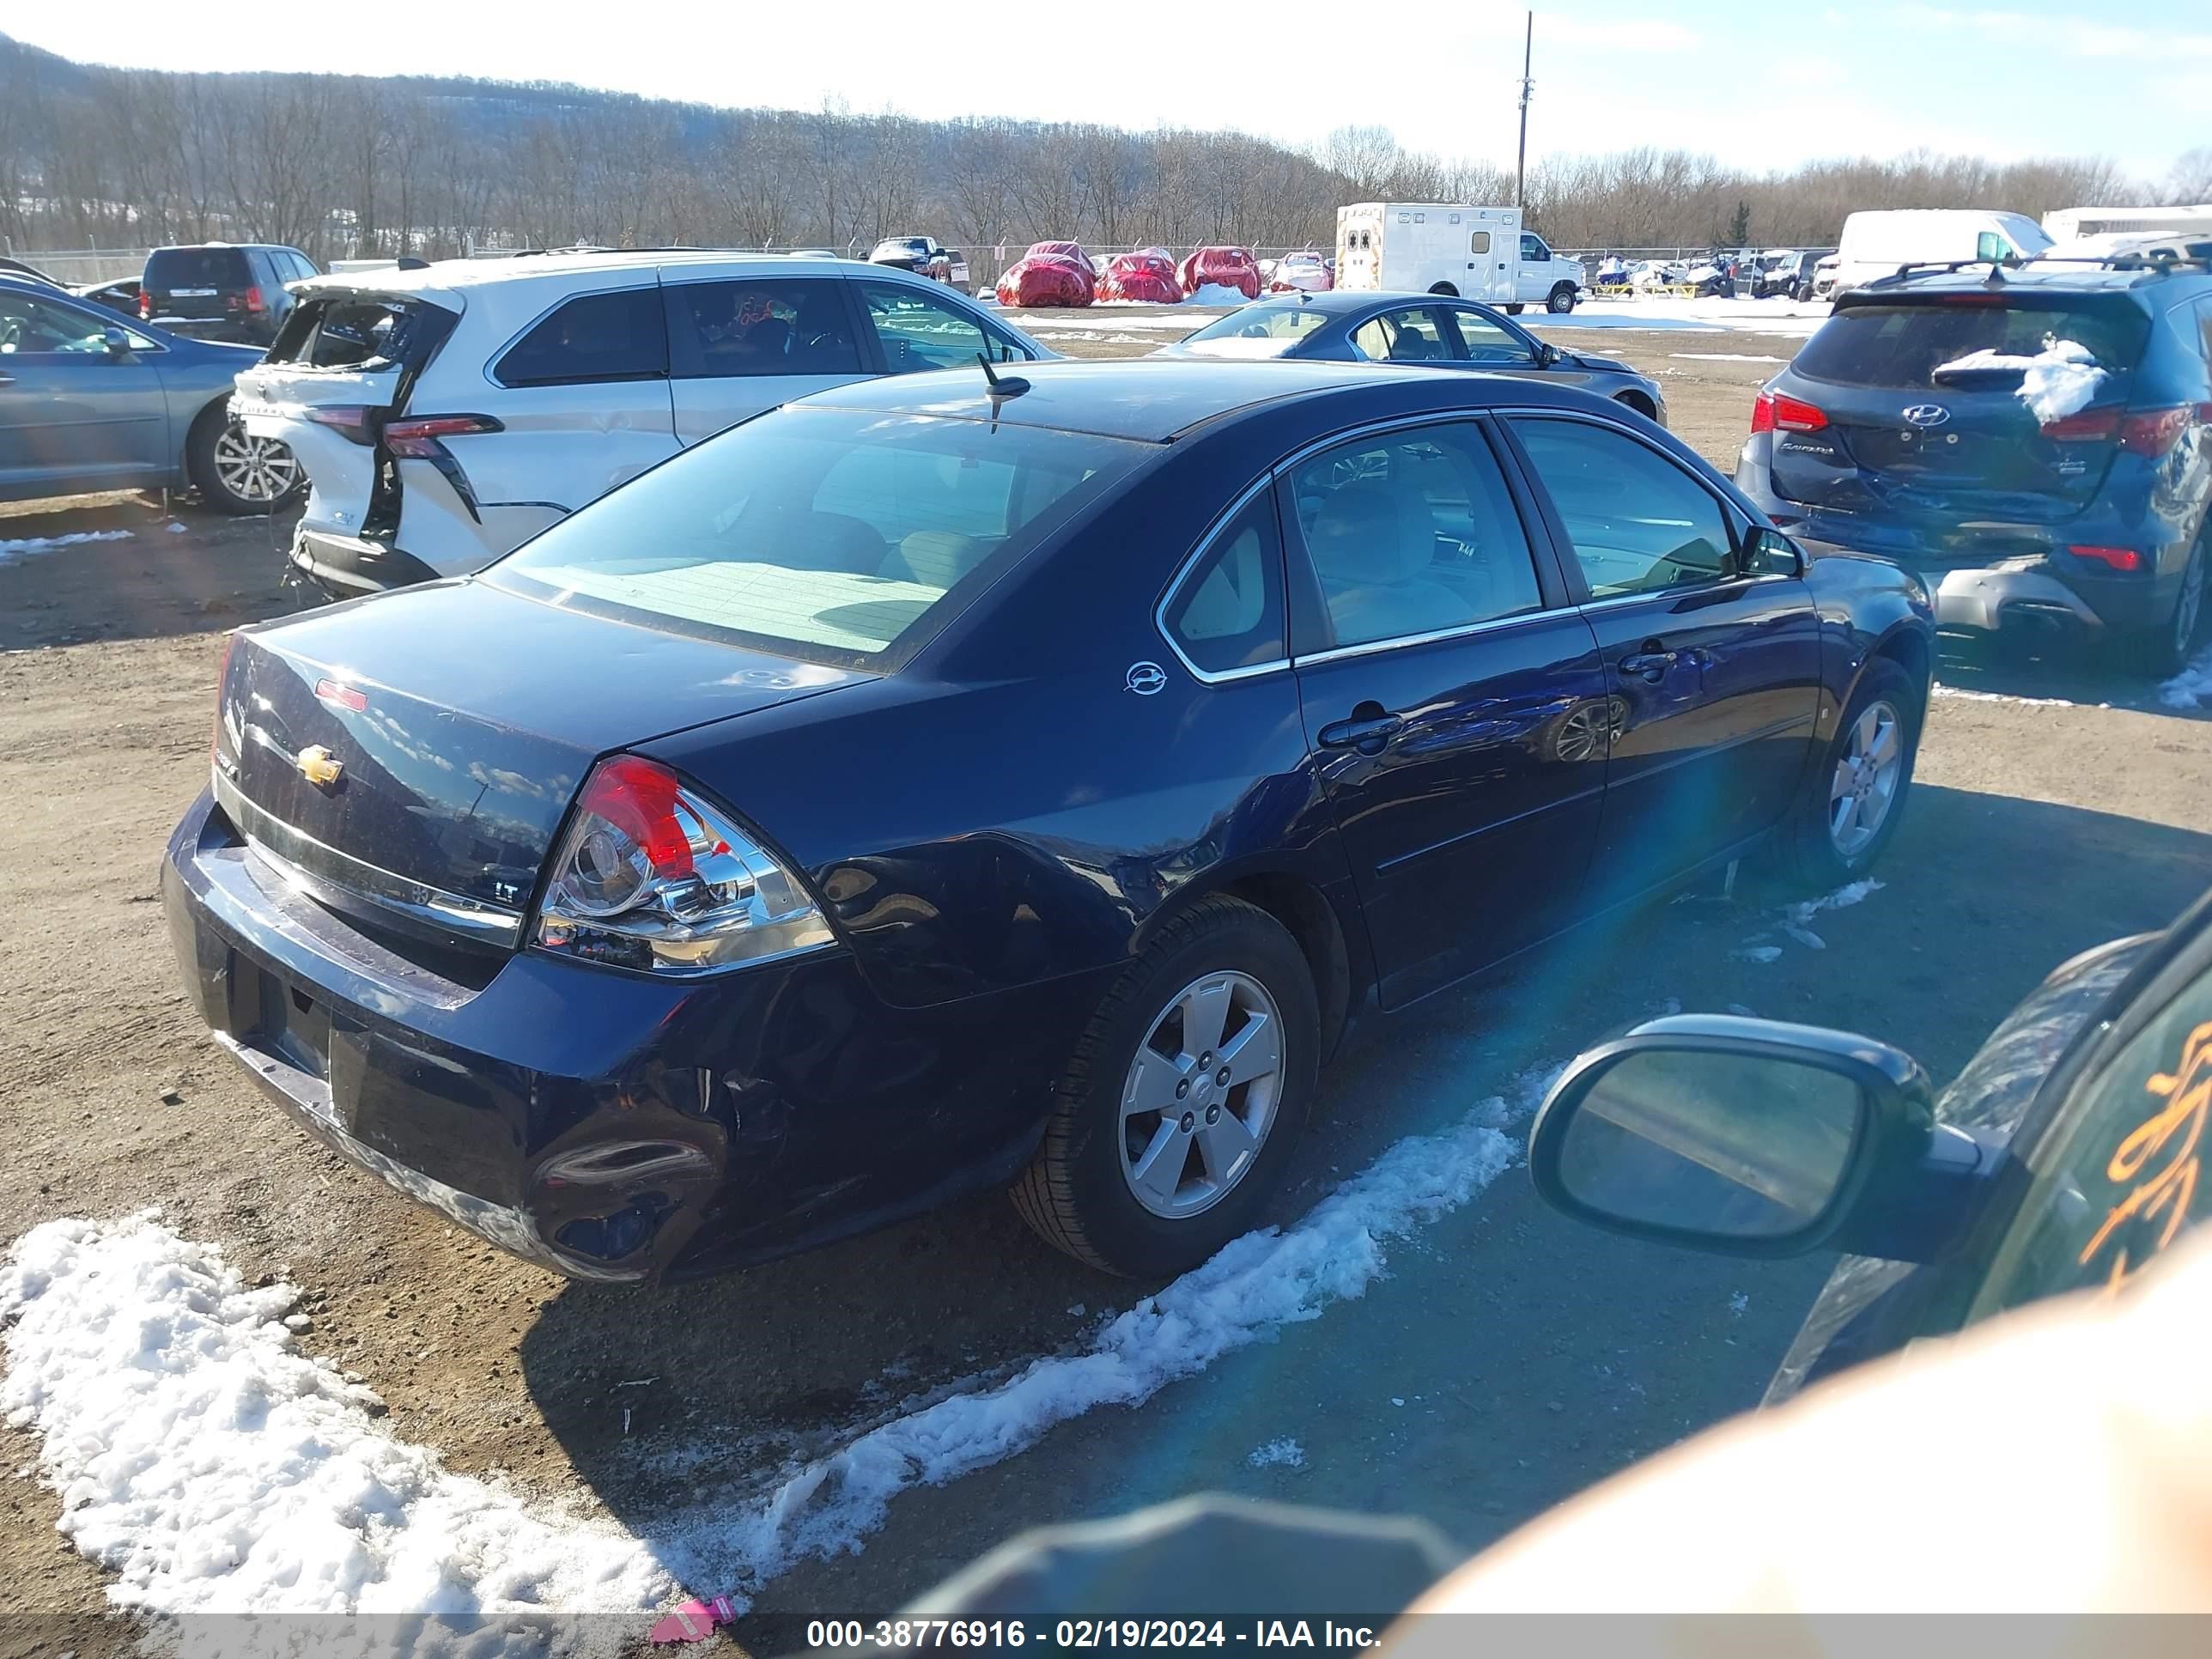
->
(1619, 648), (1679, 682)
(1317, 713), (1405, 752)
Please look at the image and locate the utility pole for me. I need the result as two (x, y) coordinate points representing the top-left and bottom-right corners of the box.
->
(1515, 11), (1534, 210)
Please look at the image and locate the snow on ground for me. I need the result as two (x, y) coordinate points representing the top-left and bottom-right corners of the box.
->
(0, 528), (133, 566)
(655, 1069), (1547, 1606)
(0, 1212), (668, 1653)
(1670, 352), (1788, 364)
(1186, 283), (1252, 307)
(2160, 642), (2212, 711)
(1246, 1438), (1307, 1470)
(4, 1064), (1559, 1643)
(1532, 295), (1829, 337)
(1931, 337), (2105, 426)
(1732, 879), (1885, 965)
(996, 308), (1227, 331)
(1933, 683), (2091, 709)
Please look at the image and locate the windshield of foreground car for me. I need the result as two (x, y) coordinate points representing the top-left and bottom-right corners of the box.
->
(1176, 302), (1332, 359)
(489, 406), (1153, 667)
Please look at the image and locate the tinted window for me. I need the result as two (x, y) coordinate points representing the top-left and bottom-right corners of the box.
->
(1511, 418), (1734, 598)
(859, 281), (1024, 371)
(1351, 307), (1452, 363)
(1971, 957), (2212, 1317)
(1448, 307), (1535, 365)
(1289, 423), (1542, 649)
(1164, 491), (1285, 674)
(1792, 299), (2154, 389)
(145, 247), (250, 290)
(491, 407), (1148, 665)
(495, 288), (667, 387)
(0, 289), (117, 354)
(665, 278), (860, 379)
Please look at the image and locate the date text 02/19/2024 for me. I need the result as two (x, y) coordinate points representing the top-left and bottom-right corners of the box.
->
(805, 1621), (1386, 1650)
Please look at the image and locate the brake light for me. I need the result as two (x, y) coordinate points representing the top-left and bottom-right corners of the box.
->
(534, 757), (833, 975)
(2039, 408), (2118, 442)
(1752, 391), (1827, 434)
(138, 289), (151, 319)
(382, 413), (503, 458)
(2069, 544), (2146, 573)
(2118, 405), (2191, 459)
(301, 404), (378, 445)
(244, 285), (266, 313)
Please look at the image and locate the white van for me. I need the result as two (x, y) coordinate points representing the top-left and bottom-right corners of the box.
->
(2043, 204), (2212, 243)
(1334, 204), (1588, 313)
(1829, 209), (2053, 294)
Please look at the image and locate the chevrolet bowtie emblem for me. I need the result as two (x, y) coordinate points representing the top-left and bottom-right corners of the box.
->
(296, 745), (344, 788)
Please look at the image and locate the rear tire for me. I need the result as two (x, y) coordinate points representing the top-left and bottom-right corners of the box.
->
(1427, 282), (1459, 298)
(1546, 283), (1577, 313)
(1012, 895), (1318, 1279)
(1504, 302), (1526, 314)
(188, 406), (304, 516)
(1768, 658), (1923, 891)
(2128, 537), (2205, 678)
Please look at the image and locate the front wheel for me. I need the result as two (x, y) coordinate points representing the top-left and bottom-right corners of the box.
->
(1769, 658), (1922, 890)
(189, 409), (304, 515)
(1012, 895), (1318, 1278)
(1546, 283), (1577, 313)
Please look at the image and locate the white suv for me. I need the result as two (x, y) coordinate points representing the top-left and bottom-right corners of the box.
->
(234, 251), (1048, 599)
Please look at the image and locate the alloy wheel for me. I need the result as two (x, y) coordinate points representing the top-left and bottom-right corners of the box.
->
(1828, 698), (1904, 858)
(1117, 969), (1284, 1220)
(213, 422), (301, 504)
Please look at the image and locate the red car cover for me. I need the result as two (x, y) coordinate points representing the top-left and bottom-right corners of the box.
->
(996, 255), (1094, 308)
(1026, 240), (1093, 268)
(1177, 246), (1262, 301)
(1096, 248), (1182, 303)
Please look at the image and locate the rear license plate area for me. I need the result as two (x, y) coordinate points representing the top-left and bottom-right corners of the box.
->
(242, 964), (331, 1083)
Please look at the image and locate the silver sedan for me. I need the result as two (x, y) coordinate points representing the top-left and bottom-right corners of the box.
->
(1155, 289), (1667, 426)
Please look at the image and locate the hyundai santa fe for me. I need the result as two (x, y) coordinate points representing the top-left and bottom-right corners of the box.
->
(164, 359), (1931, 1285)
(1735, 255), (2212, 673)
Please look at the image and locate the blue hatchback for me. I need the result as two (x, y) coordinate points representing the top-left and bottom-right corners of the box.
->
(162, 360), (1931, 1283)
(1735, 257), (2212, 673)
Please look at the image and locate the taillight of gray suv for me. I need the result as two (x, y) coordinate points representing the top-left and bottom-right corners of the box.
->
(1736, 260), (2211, 674)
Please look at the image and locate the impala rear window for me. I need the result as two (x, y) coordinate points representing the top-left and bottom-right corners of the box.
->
(489, 406), (1152, 667)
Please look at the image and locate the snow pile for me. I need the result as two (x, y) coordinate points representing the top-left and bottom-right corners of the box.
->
(0, 1212), (668, 1646)
(1247, 1439), (1306, 1470)
(1185, 283), (1252, 307)
(1733, 879), (1884, 964)
(662, 1075), (1543, 1604)
(0, 528), (133, 566)
(2162, 641), (2212, 711)
(1933, 335), (2106, 426)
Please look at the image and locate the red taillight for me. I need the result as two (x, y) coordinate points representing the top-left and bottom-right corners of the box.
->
(244, 285), (266, 313)
(313, 678), (368, 712)
(382, 413), (503, 458)
(1752, 391), (1827, 435)
(2118, 405), (2191, 459)
(2069, 544), (2146, 573)
(301, 405), (378, 445)
(2039, 408), (2119, 443)
(580, 756), (702, 884)
(138, 289), (151, 319)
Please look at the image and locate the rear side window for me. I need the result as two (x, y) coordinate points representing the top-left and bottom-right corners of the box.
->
(146, 248), (250, 290)
(495, 288), (667, 387)
(1163, 491), (1285, 675)
(664, 278), (861, 378)
(1793, 300), (2154, 389)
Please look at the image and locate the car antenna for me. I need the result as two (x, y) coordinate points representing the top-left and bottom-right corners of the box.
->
(976, 352), (1030, 429)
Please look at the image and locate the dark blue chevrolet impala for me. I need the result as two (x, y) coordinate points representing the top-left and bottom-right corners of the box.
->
(162, 360), (1934, 1283)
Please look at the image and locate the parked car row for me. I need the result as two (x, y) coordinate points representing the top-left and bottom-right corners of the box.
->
(993, 240), (1271, 307)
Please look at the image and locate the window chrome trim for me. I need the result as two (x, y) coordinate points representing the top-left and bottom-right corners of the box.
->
(1575, 572), (1802, 615)
(213, 768), (524, 950)
(1152, 473), (1293, 685)
(1291, 605), (1555, 668)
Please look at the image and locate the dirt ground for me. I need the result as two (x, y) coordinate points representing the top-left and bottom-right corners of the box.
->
(3, 322), (2209, 1646)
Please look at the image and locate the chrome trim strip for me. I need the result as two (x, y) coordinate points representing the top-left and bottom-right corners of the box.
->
(1291, 605), (1555, 667)
(213, 769), (525, 950)
(1152, 473), (1293, 686)
(1576, 573), (1800, 616)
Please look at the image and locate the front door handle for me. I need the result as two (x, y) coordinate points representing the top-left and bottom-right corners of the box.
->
(1619, 647), (1679, 682)
(1317, 712), (1405, 753)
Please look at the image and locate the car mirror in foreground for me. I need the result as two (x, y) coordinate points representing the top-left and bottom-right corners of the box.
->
(1743, 526), (1805, 577)
(102, 325), (133, 356)
(1534, 342), (1561, 368)
(1528, 1015), (1992, 1261)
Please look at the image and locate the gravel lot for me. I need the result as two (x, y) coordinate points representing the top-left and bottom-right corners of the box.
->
(4, 315), (2209, 1649)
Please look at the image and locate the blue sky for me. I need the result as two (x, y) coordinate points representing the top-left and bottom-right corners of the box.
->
(9, 0), (2201, 185)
